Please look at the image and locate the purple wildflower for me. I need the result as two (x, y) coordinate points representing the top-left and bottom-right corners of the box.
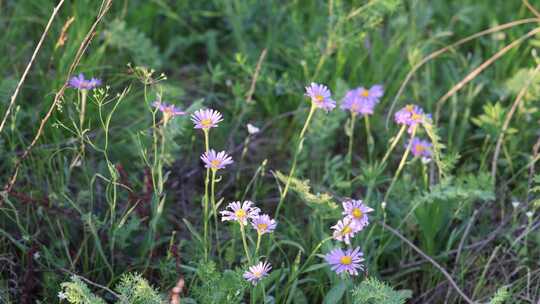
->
(250, 214), (277, 235)
(201, 150), (233, 171)
(152, 101), (185, 124)
(191, 109), (223, 130)
(409, 138), (432, 159)
(221, 201), (261, 225)
(331, 218), (360, 245)
(304, 82), (336, 112)
(394, 104), (431, 133)
(68, 73), (101, 90)
(243, 261), (272, 285)
(324, 247), (365, 276)
(342, 199), (373, 230)
(341, 85), (383, 116)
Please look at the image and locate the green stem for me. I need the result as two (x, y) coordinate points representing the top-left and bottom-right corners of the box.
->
(275, 104), (316, 218)
(383, 127), (416, 203)
(240, 223), (252, 264)
(284, 236), (332, 302)
(364, 115), (374, 163)
(79, 90), (88, 158)
(211, 170), (222, 259)
(347, 113), (356, 180)
(203, 130), (210, 261)
(255, 232), (262, 257)
(381, 125), (406, 166)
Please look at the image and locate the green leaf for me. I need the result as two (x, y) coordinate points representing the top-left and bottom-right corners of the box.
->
(323, 280), (347, 304)
(352, 277), (412, 304)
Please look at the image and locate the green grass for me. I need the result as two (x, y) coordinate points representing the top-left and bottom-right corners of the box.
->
(1, 0), (540, 303)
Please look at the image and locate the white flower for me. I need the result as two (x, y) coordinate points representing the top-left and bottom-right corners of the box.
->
(58, 291), (67, 300)
(33, 252), (40, 260)
(512, 201), (520, 209)
(247, 123), (260, 135)
(526, 211), (534, 218)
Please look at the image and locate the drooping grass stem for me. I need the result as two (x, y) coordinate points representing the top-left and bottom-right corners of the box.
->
(383, 126), (417, 203)
(275, 103), (316, 218)
(381, 125), (406, 166)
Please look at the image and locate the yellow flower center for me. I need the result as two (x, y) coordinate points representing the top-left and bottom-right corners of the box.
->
(341, 225), (352, 235)
(315, 95), (324, 103)
(352, 208), (363, 219)
(201, 118), (213, 128)
(257, 223), (268, 231)
(235, 209), (246, 219)
(415, 145), (425, 153)
(359, 89), (369, 97)
(405, 105), (414, 112)
(210, 159), (221, 168)
(411, 113), (422, 121)
(340, 256), (352, 265)
(253, 270), (262, 278)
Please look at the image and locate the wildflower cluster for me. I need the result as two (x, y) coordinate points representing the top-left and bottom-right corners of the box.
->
(394, 104), (431, 134)
(394, 104), (433, 161)
(152, 100), (186, 125)
(324, 199), (372, 276)
(68, 73), (102, 91)
(341, 85), (384, 116)
(221, 200), (277, 285)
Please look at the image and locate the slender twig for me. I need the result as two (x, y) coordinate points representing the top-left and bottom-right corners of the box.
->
(386, 18), (540, 128)
(60, 268), (120, 299)
(491, 63), (540, 180)
(380, 221), (475, 304)
(0, 0), (66, 135)
(3, 0), (114, 194)
(523, 0), (540, 18)
(435, 28), (540, 122)
(246, 48), (268, 104)
(444, 210), (478, 303)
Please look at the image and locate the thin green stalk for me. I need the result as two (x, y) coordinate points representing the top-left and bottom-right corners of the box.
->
(79, 90), (87, 133)
(364, 115), (374, 162)
(210, 170), (222, 259)
(240, 223), (252, 264)
(383, 127), (416, 203)
(421, 161), (428, 190)
(255, 232), (262, 257)
(347, 113), (356, 180)
(284, 236), (332, 301)
(381, 125), (406, 166)
(275, 104), (316, 218)
(203, 129), (210, 261)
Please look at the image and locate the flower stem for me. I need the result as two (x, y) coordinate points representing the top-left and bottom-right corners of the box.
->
(79, 90), (88, 158)
(275, 103), (316, 218)
(383, 127), (416, 203)
(364, 115), (374, 163)
(210, 170), (222, 259)
(255, 232), (262, 257)
(283, 236), (332, 302)
(347, 113), (356, 180)
(381, 125), (406, 166)
(203, 130), (210, 261)
(240, 223), (252, 264)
